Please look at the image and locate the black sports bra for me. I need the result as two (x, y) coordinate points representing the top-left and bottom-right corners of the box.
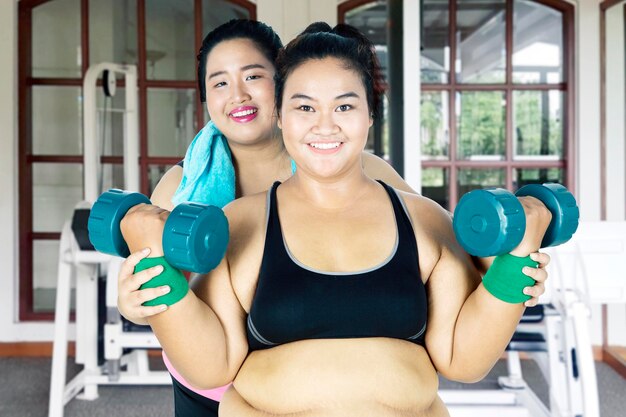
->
(246, 181), (428, 351)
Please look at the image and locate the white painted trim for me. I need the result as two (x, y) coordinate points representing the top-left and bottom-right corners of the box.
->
(603, 0), (626, 346)
(0, 0), (20, 342)
(403, 0), (422, 191)
(605, 2), (626, 222)
(576, 0), (602, 221)
(4, 323), (76, 342)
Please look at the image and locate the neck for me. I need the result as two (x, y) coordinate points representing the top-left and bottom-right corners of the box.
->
(228, 130), (293, 197)
(286, 160), (377, 211)
(229, 131), (289, 168)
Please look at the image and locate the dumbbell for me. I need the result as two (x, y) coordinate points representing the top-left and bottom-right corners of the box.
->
(453, 183), (579, 257)
(87, 189), (229, 273)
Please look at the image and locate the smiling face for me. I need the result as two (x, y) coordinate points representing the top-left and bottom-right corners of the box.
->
(278, 57), (373, 179)
(204, 38), (277, 146)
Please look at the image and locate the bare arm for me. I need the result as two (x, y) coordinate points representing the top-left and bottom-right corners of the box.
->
(363, 153), (547, 305)
(405, 194), (551, 382)
(116, 165), (183, 325)
(119, 202), (249, 389)
(147, 258), (248, 389)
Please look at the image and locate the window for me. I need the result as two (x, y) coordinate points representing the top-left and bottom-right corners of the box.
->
(18, 0), (255, 320)
(421, 0), (574, 209)
(339, 0), (574, 210)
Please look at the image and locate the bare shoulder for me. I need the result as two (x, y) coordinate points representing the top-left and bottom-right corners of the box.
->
(390, 191), (480, 349)
(393, 190), (458, 279)
(222, 191), (268, 309)
(150, 165), (183, 211)
(222, 190), (268, 226)
(396, 191), (454, 241)
(222, 191), (268, 254)
(361, 152), (418, 194)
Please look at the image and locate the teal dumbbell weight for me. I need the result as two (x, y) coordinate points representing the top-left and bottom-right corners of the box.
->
(87, 189), (229, 273)
(453, 183), (579, 257)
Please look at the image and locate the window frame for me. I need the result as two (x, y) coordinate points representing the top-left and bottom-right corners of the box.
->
(338, 0), (575, 210)
(17, 0), (256, 320)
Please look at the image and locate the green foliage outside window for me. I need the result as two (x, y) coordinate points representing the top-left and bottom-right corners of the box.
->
(457, 92), (506, 159)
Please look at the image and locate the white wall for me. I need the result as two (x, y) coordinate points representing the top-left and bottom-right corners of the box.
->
(0, 0), (624, 348)
(257, 0), (337, 42)
(576, 0), (602, 221)
(0, 0), (17, 338)
(0, 0), (63, 341)
(403, 0), (422, 190)
(570, 0), (602, 345)
(605, 3), (625, 222)
(603, 0), (626, 346)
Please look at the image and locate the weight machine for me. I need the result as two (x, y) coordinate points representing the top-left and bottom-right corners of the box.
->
(48, 63), (170, 417)
(441, 221), (611, 417)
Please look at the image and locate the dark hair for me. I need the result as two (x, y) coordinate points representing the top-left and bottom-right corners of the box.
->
(274, 22), (385, 118)
(197, 19), (283, 102)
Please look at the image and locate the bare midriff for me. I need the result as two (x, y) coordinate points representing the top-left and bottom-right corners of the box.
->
(220, 338), (449, 417)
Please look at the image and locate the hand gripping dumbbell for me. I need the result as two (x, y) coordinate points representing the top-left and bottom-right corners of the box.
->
(452, 183), (579, 257)
(87, 189), (229, 273)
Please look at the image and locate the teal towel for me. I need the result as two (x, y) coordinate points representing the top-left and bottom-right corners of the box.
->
(172, 121), (235, 208)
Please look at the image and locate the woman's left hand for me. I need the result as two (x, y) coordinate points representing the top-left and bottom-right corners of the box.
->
(521, 251), (551, 307)
(510, 196), (553, 257)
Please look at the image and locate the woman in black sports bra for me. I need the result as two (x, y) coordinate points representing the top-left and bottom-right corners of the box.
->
(120, 22), (552, 417)
(116, 19), (430, 417)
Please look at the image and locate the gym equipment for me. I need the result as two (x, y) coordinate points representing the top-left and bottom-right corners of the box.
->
(88, 188), (229, 274)
(48, 62), (172, 417)
(453, 183), (579, 258)
(441, 221), (611, 417)
(50, 61), (226, 417)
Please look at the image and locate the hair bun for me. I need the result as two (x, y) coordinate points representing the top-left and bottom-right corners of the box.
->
(333, 24), (370, 45)
(275, 22), (385, 119)
(301, 22), (333, 35)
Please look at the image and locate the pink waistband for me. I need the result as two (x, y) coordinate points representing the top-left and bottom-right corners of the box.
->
(162, 350), (230, 401)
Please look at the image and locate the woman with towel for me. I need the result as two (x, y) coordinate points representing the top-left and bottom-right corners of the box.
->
(116, 19), (550, 417)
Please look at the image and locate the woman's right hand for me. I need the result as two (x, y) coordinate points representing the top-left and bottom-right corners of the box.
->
(120, 203), (170, 256)
(117, 248), (171, 325)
